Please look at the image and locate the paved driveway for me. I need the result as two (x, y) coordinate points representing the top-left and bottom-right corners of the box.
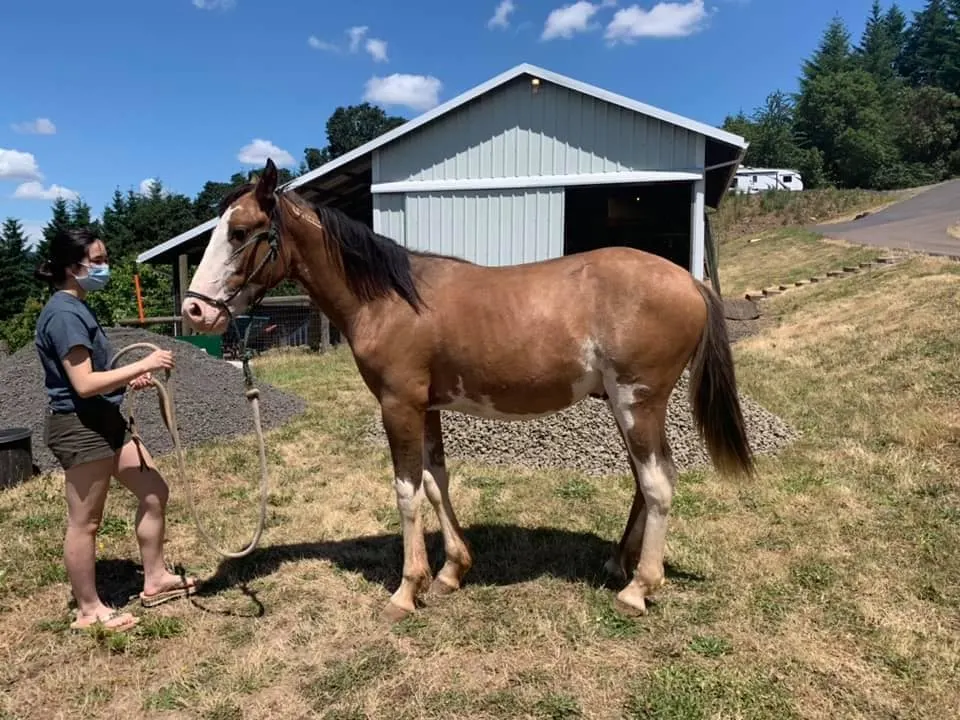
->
(811, 179), (960, 257)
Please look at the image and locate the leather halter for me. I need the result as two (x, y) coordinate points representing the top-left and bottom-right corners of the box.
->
(183, 194), (285, 326)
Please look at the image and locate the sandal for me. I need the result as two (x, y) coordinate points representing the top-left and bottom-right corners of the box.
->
(139, 576), (198, 608)
(70, 609), (140, 632)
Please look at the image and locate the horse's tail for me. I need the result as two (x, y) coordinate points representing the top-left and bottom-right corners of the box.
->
(688, 279), (756, 479)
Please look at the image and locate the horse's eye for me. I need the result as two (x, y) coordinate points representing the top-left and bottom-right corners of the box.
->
(230, 228), (246, 243)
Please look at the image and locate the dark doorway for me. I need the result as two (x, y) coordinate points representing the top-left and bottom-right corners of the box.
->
(563, 181), (691, 269)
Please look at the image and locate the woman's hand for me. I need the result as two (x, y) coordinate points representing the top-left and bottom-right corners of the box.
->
(139, 349), (175, 374)
(128, 373), (154, 391)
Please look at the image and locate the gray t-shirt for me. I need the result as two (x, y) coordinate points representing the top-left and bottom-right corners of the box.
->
(35, 291), (125, 413)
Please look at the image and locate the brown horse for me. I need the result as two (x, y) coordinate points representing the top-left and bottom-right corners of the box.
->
(182, 158), (755, 621)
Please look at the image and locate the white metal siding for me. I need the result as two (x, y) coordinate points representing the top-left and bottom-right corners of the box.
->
(377, 76), (702, 183)
(403, 189), (563, 266)
(372, 194), (405, 244)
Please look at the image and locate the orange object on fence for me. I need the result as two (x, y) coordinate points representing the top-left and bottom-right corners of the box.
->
(133, 274), (146, 323)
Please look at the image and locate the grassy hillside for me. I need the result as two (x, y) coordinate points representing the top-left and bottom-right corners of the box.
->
(710, 187), (912, 243)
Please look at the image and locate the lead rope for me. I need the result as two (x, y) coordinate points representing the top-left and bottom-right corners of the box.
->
(110, 333), (268, 559)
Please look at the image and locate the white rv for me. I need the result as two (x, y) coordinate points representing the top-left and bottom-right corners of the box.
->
(730, 167), (804, 194)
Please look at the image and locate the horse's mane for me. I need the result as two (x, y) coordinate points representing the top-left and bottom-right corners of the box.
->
(217, 183), (430, 312)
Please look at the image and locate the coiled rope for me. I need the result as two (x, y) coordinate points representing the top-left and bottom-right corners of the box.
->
(109, 340), (268, 559)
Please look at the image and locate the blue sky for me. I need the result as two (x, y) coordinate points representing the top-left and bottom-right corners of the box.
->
(1, 0), (926, 247)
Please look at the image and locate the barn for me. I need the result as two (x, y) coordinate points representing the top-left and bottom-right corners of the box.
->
(137, 62), (747, 337)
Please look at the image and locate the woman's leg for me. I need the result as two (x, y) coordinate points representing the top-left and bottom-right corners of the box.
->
(113, 439), (196, 603)
(64, 456), (138, 629)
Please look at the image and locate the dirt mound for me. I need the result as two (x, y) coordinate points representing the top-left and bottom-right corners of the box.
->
(0, 328), (307, 474)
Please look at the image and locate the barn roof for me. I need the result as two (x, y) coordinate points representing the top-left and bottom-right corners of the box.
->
(137, 62), (747, 265)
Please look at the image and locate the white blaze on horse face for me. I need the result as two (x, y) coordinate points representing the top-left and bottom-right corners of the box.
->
(182, 207), (239, 332)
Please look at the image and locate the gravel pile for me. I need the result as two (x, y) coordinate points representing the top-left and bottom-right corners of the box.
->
(362, 361), (797, 477)
(0, 328), (307, 474)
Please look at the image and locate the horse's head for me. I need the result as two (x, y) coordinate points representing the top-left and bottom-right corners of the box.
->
(182, 158), (288, 334)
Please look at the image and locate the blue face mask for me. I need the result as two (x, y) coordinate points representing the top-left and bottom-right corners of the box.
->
(76, 263), (111, 292)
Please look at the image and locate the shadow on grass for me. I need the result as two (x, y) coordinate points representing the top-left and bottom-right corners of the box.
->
(193, 524), (707, 603)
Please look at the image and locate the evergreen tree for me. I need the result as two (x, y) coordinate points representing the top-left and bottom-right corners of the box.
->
(34, 197), (71, 264)
(857, 0), (901, 86)
(944, 0), (960, 94)
(885, 3), (910, 74)
(799, 15), (854, 92)
(901, 0), (953, 88)
(100, 189), (136, 259)
(0, 218), (34, 321)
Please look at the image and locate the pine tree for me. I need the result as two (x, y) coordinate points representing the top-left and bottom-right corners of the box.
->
(885, 3), (910, 74)
(35, 197), (71, 263)
(901, 0), (953, 88)
(0, 218), (34, 321)
(857, 0), (901, 86)
(799, 15), (853, 93)
(943, 0), (960, 94)
(100, 189), (136, 259)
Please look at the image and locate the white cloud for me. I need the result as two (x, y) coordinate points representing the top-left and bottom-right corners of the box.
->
(605, 0), (709, 42)
(237, 139), (296, 167)
(310, 26), (388, 60)
(488, 0), (516, 29)
(0, 148), (42, 181)
(365, 38), (389, 63)
(193, 0), (236, 9)
(139, 178), (170, 197)
(363, 74), (442, 111)
(348, 26), (369, 52)
(308, 35), (339, 52)
(11, 118), (56, 135)
(343, 26), (388, 62)
(13, 181), (79, 201)
(541, 1), (613, 40)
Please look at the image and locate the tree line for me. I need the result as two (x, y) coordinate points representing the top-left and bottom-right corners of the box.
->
(723, 0), (960, 190)
(0, 103), (406, 352)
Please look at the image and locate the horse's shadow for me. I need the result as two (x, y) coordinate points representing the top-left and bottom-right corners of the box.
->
(191, 524), (707, 603)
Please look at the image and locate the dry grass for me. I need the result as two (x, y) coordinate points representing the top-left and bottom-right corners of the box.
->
(948, 223), (960, 240)
(710, 187), (909, 244)
(2, 240), (960, 718)
(718, 227), (887, 299)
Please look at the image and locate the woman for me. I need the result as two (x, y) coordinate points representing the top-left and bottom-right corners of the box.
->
(34, 228), (196, 632)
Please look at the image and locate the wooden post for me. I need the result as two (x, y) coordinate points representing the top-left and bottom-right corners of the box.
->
(320, 314), (331, 352)
(690, 178), (706, 281)
(177, 254), (190, 336)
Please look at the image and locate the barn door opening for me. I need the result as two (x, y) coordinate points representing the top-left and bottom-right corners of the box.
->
(562, 181), (692, 269)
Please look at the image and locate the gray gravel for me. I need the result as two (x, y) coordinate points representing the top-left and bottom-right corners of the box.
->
(0, 328), (307, 474)
(361, 325), (797, 478)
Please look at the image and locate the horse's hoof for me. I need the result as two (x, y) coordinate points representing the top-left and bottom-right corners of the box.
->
(428, 577), (458, 597)
(381, 601), (413, 623)
(613, 596), (648, 617)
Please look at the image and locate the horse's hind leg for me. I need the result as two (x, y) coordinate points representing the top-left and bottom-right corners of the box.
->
(422, 410), (473, 595)
(605, 380), (678, 615)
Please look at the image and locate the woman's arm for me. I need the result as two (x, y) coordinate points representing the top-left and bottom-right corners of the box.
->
(62, 346), (174, 399)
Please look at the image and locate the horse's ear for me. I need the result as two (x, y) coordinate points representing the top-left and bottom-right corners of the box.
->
(255, 158), (278, 209)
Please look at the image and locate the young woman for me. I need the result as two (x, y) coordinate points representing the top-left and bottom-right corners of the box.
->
(34, 228), (197, 632)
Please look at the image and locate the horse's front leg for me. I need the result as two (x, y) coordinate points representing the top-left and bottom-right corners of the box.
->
(380, 395), (432, 622)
